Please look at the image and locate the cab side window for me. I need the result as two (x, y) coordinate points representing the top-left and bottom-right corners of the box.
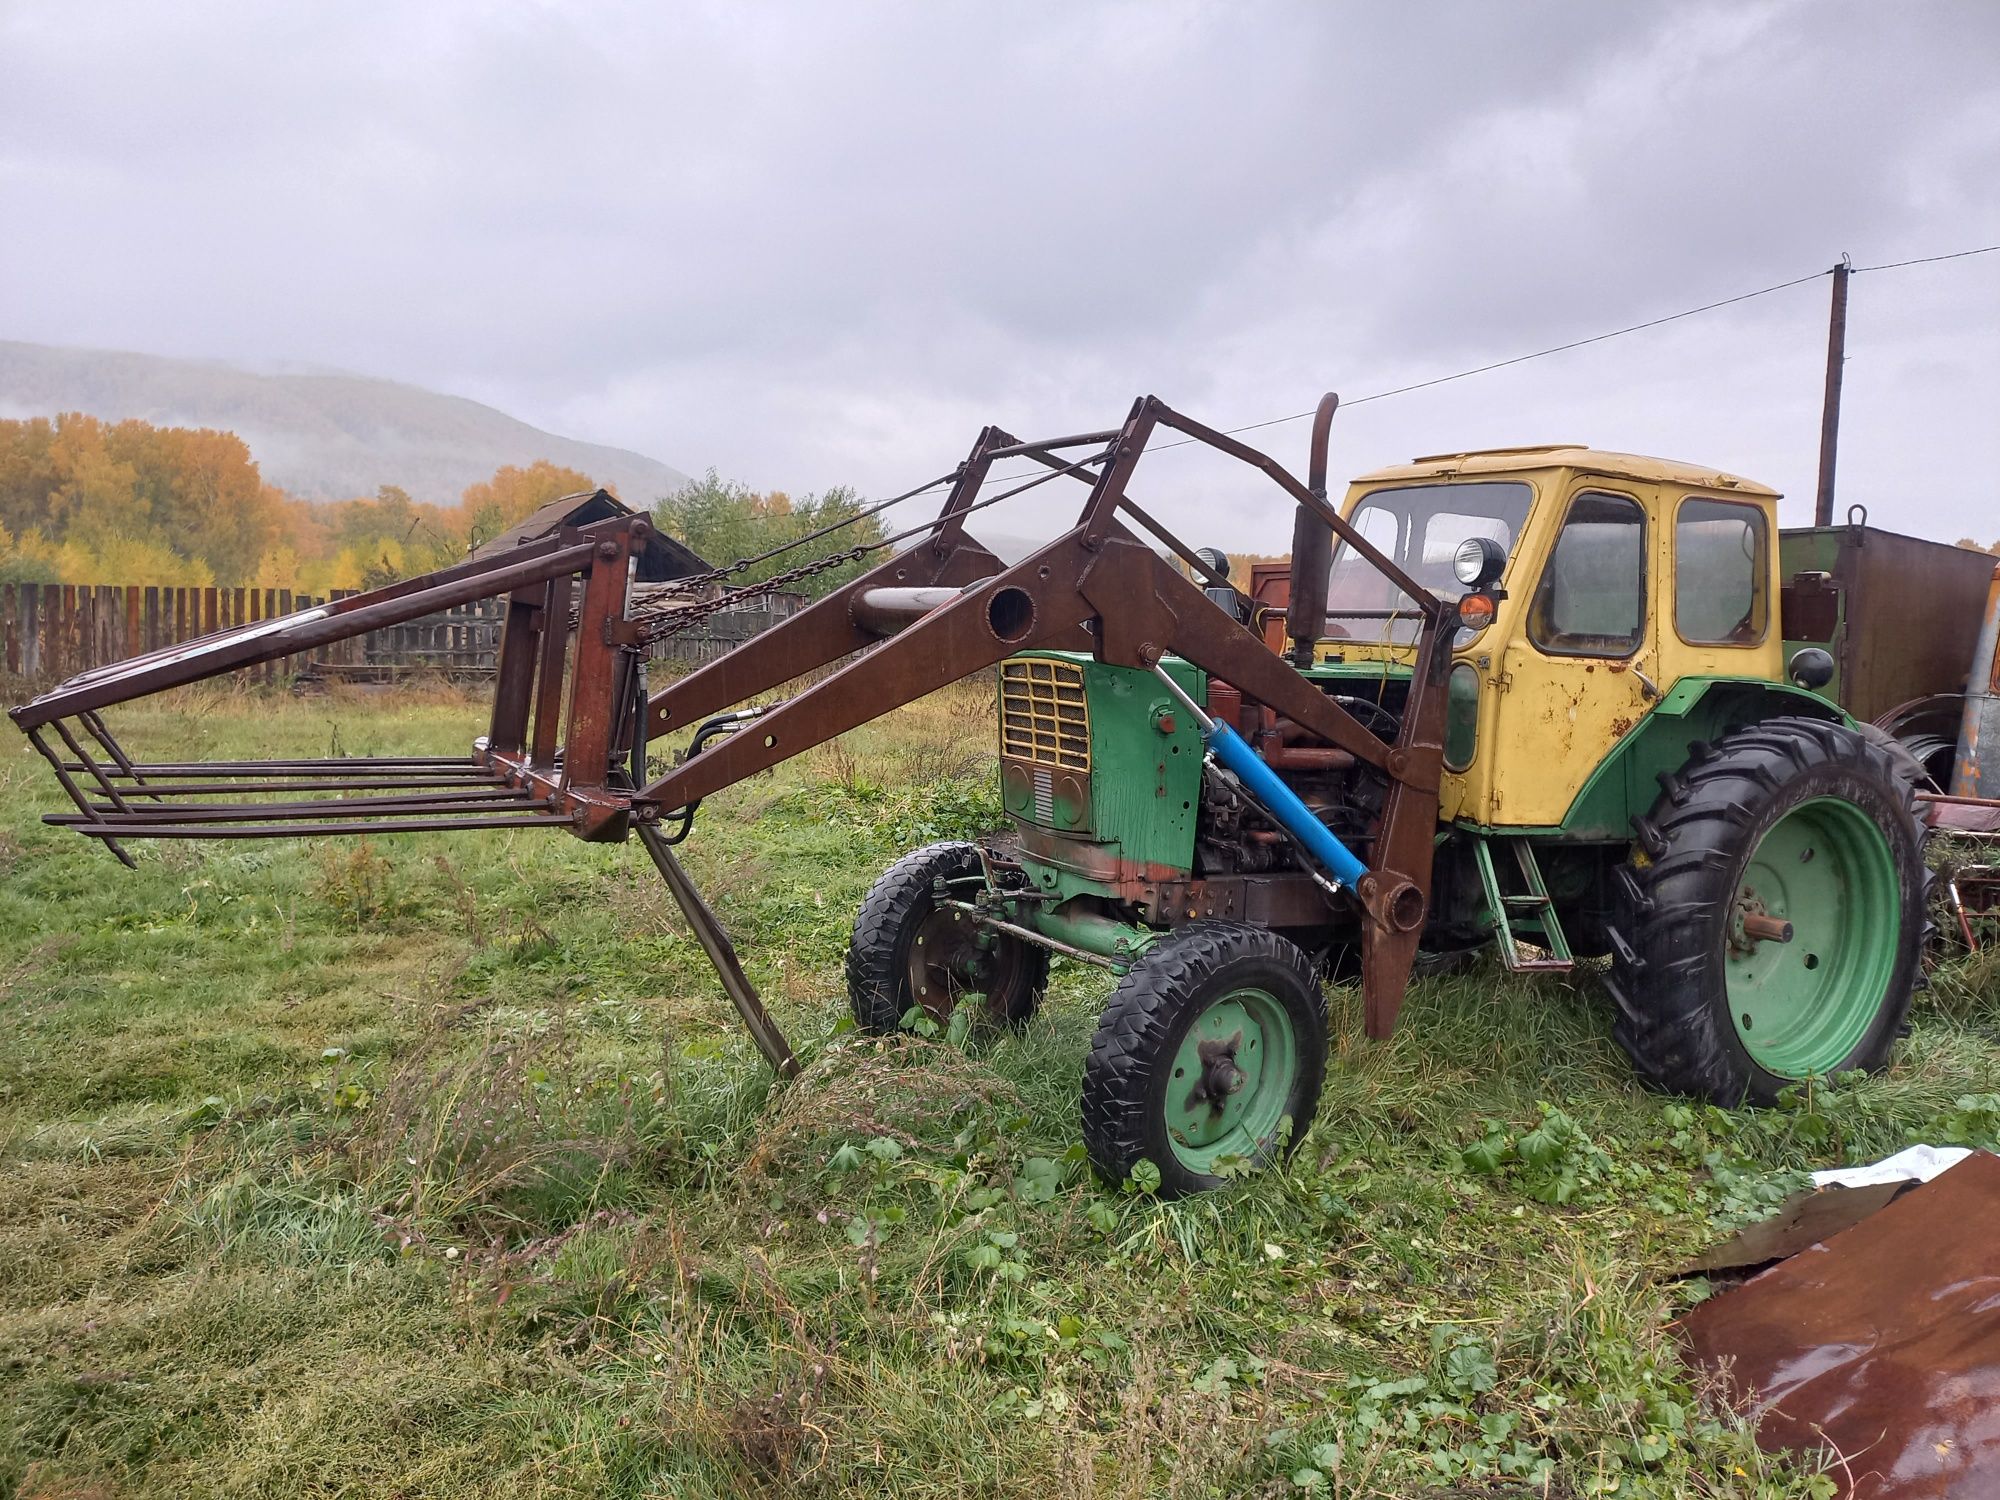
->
(1676, 498), (1768, 645)
(1528, 491), (1645, 657)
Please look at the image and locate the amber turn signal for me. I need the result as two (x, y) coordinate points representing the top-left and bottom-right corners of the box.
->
(1456, 593), (1497, 630)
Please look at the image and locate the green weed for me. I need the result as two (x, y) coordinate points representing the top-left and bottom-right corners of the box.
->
(0, 683), (1992, 1495)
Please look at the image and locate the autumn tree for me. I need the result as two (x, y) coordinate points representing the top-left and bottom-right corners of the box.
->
(453, 460), (599, 551)
(653, 471), (883, 598)
(0, 413), (623, 594)
(112, 423), (280, 583)
(0, 414), (224, 585)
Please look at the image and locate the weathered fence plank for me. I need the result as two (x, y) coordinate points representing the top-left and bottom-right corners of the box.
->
(0, 580), (804, 689)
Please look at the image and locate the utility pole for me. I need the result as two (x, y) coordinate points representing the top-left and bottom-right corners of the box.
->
(1813, 257), (1850, 527)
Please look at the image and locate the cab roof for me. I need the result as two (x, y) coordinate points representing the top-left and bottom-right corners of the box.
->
(1349, 444), (1780, 498)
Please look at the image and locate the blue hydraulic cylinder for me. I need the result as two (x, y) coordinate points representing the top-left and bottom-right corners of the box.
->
(1150, 663), (1370, 893)
(1207, 720), (1370, 892)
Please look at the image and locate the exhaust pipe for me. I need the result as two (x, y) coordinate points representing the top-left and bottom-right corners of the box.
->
(1285, 393), (1340, 667)
(1952, 563), (2000, 800)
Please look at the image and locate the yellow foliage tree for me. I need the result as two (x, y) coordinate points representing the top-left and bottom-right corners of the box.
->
(0, 414), (613, 592)
(52, 531), (214, 587)
(453, 460), (599, 550)
(0, 522), (63, 583)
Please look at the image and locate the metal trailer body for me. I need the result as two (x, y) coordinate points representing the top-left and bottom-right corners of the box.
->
(1778, 514), (1998, 744)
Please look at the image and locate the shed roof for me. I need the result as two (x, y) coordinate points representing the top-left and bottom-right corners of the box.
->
(470, 489), (709, 581)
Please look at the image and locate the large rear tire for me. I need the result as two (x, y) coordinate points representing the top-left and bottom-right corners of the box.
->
(1081, 922), (1326, 1197)
(845, 841), (1048, 1035)
(1604, 717), (1927, 1105)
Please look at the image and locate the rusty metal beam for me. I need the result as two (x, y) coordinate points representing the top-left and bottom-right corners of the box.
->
(12, 537), (606, 728)
(646, 539), (1006, 741)
(636, 822), (799, 1077)
(641, 530), (1104, 810)
(1150, 399), (1442, 619)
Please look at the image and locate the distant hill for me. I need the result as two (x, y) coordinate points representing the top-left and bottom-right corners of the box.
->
(0, 341), (692, 506)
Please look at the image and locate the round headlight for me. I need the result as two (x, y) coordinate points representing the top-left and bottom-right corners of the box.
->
(1452, 537), (1490, 586)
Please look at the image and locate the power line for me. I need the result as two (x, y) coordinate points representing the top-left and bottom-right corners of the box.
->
(813, 243), (1995, 537)
(1853, 243), (2000, 273)
(1091, 241), (1997, 454)
(1206, 268), (1834, 441)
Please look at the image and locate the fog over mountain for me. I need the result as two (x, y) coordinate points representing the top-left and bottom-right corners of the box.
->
(0, 341), (693, 505)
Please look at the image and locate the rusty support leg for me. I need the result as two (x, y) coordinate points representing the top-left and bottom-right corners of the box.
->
(562, 531), (636, 821)
(1356, 613), (1452, 1039)
(529, 575), (571, 771)
(80, 710), (158, 799)
(26, 725), (134, 867)
(487, 585), (543, 758)
(635, 822), (799, 1078)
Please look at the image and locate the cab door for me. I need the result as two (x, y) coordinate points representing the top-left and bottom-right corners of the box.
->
(1656, 494), (1782, 690)
(1487, 485), (1662, 828)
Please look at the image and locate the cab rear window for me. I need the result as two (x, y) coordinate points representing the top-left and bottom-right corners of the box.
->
(1676, 498), (1768, 645)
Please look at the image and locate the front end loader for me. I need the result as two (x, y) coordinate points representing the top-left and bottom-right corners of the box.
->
(11, 394), (1458, 1192)
(13, 392), (1957, 1196)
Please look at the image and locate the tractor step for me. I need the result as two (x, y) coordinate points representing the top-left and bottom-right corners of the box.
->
(1472, 837), (1574, 973)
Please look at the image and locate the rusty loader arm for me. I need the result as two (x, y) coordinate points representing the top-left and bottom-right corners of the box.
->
(11, 393), (1459, 1078)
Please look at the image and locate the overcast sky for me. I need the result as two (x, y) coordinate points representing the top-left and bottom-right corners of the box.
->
(3, 0), (1996, 549)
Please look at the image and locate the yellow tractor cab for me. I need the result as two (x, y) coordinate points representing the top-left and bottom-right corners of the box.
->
(1327, 445), (1788, 830)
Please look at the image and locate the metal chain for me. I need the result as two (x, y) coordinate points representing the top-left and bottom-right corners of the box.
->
(613, 439), (1110, 643)
(631, 545), (871, 641)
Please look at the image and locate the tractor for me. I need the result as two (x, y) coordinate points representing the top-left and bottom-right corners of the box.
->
(839, 414), (1935, 1194)
(12, 393), (1954, 1197)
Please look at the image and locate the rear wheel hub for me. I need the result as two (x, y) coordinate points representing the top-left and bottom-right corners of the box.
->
(1724, 795), (1898, 1078)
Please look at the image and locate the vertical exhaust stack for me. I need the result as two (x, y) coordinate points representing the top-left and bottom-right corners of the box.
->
(1285, 393), (1340, 667)
(1952, 563), (2000, 800)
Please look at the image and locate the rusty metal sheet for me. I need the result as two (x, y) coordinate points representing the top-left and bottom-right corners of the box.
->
(1928, 796), (2000, 835)
(1681, 1182), (1910, 1274)
(1680, 1150), (2000, 1498)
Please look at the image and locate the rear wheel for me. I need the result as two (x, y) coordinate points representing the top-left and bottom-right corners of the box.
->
(845, 841), (1048, 1035)
(1605, 718), (1927, 1105)
(1081, 922), (1327, 1196)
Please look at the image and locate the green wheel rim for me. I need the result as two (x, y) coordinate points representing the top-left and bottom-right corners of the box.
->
(1724, 796), (1900, 1079)
(1164, 987), (1298, 1174)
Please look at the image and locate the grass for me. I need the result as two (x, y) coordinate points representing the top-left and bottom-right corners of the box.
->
(1, 676), (1996, 1498)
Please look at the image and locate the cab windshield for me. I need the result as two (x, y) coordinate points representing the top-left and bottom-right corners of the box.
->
(1324, 481), (1532, 643)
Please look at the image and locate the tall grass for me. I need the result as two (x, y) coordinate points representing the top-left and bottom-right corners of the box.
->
(0, 682), (1994, 1496)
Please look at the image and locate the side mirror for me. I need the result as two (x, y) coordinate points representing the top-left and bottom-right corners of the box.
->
(1788, 647), (1835, 690)
(1196, 547), (1249, 624)
(1452, 536), (1507, 591)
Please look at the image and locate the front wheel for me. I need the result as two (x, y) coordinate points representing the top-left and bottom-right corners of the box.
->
(845, 841), (1048, 1035)
(1605, 717), (1928, 1105)
(1081, 922), (1327, 1197)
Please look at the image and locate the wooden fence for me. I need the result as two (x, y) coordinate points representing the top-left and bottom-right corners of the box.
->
(0, 581), (803, 690)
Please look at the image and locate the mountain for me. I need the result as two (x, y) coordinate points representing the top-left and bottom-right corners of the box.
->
(0, 341), (692, 506)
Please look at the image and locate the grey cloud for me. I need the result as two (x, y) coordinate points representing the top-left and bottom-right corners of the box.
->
(2, 0), (1995, 548)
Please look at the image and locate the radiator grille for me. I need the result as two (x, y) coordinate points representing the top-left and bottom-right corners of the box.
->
(999, 658), (1089, 771)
